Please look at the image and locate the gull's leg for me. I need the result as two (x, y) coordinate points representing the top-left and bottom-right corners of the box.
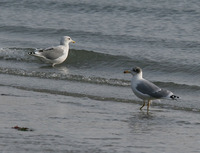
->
(147, 100), (151, 112)
(140, 101), (145, 110)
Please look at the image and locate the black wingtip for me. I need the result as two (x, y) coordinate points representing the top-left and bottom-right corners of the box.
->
(28, 52), (34, 55)
(170, 95), (180, 100)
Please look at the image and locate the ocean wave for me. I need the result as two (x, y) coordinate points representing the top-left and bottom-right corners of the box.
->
(0, 47), (199, 75)
(1, 24), (200, 47)
(0, 47), (35, 61)
(1, 0), (199, 14)
(0, 25), (73, 37)
(1, 82), (200, 113)
(11, 0), (198, 15)
(0, 65), (199, 92)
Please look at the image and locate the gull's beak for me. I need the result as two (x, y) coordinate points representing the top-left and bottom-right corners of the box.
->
(124, 70), (131, 74)
(72, 40), (76, 43)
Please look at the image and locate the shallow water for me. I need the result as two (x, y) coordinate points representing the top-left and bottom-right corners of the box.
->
(1, 86), (200, 153)
(0, 0), (200, 152)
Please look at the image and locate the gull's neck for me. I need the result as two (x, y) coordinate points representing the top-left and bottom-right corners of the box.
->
(60, 41), (69, 46)
(132, 72), (143, 81)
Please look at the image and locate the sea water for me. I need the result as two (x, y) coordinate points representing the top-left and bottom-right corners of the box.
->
(0, 0), (200, 152)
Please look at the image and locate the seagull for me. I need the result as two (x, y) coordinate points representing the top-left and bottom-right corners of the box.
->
(28, 36), (75, 67)
(124, 67), (179, 111)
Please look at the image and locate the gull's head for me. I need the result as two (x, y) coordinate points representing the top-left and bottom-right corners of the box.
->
(124, 67), (142, 77)
(60, 36), (76, 45)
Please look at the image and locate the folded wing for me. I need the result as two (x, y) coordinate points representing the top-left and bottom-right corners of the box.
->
(37, 46), (64, 60)
(136, 79), (172, 99)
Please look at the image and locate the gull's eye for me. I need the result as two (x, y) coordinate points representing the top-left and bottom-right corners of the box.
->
(133, 67), (140, 73)
(136, 68), (141, 73)
(68, 38), (71, 40)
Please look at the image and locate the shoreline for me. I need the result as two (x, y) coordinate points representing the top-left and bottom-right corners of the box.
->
(0, 85), (200, 152)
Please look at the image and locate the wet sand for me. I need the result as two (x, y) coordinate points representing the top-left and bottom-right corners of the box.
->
(0, 85), (200, 153)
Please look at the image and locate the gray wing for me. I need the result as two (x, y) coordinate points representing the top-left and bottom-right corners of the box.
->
(38, 46), (64, 60)
(136, 79), (171, 98)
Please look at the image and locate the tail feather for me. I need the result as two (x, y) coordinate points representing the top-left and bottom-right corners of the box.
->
(170, 95), (180, 100)
(28, 51), (35, 55)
